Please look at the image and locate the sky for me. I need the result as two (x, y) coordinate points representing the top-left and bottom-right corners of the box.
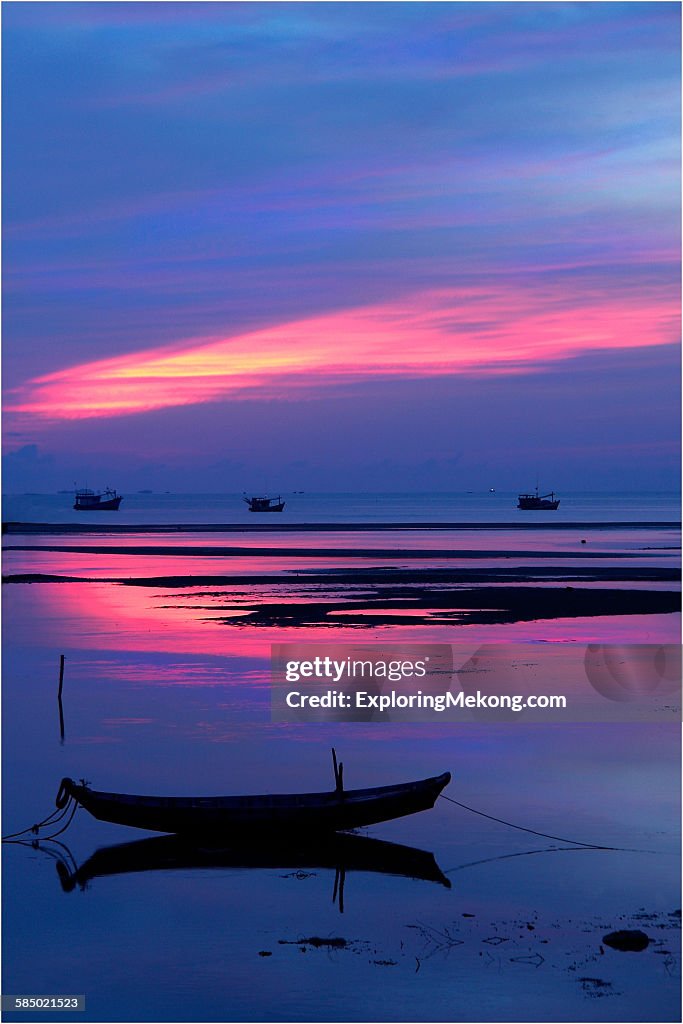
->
(3, 1), (680, 492)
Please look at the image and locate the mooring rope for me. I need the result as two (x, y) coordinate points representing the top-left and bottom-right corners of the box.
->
(2, 795), (76, 843)
(35, 800), (79, 841)
(444, 844), (592, 875)
(0, 787), (632, 852)
(439, 793), (617, 850)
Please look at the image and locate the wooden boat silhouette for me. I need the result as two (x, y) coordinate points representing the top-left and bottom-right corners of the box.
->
(55, 832), (451, 898)
(56, 765), (451, 836)
(517, 487), (560, 511)
(243, 494), (285, 512)
(73, 487), (122, 511)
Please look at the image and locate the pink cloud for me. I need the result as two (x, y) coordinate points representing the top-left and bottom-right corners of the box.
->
(7, 283), (679, 421)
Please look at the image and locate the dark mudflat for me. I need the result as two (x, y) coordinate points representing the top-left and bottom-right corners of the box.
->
(4, 542), (673, 560)
(3, 520), (680, 535)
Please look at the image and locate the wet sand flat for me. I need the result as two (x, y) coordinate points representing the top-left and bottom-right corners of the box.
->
(3, 542), (672, 559)
(4, 519), (680, 534)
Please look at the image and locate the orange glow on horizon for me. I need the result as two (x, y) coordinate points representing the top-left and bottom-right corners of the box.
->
(7, 285), (678, 420)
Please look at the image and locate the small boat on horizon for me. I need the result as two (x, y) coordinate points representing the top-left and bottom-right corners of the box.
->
(73, 487), (123, 511)
(517, 486), (560, 511)
(243, 494), (285, 512)
(54, 760), (451, 836)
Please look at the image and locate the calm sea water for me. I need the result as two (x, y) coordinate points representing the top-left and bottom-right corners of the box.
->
(4, 490), (681, 525)
(2, 493), (680, 1022)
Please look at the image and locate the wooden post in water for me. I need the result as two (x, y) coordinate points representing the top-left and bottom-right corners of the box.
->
(57, 655), (65, 743)
(58, 655), (65, 701)
(332, 865), (346, 913)
(331, 748), (344, 795)
(58, 696), (65, 744)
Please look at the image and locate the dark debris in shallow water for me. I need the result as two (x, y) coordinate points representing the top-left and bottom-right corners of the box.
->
(579, 977), (616, 998)
(279, 936), (350, 949)
(603, 929), (650, 952)
(269, 907), (677, 1004)
(405, 908), (678, 992)
(510, 953), (544, 967)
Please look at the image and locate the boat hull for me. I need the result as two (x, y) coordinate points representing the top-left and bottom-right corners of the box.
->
(243, 495), (285, 512)
(62, 772), (451, 836)
(74, 497), (122, 511)
(517, 498), (560, 510)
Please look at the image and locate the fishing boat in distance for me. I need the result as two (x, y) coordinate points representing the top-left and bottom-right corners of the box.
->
(54, 758), (451, 836)
(73, 487), (122, 511)
(517, 486), (560, 511)
(243, 494), (285, 512)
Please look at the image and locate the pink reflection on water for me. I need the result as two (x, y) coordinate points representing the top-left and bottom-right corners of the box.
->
(6, 525), (679, 552)
(3, 578), (679, 665)
(3, 545), (676, 579)
(88, 658), (270, 689)
(3, 528), (679, 577)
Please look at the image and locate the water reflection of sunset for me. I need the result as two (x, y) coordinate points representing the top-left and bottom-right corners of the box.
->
(4, 524), (678, 583)
(5, 579), (678, 666)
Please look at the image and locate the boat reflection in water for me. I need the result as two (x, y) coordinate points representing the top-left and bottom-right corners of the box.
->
(53, 832), (451, 912)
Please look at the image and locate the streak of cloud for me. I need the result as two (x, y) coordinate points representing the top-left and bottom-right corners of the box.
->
(9, 283), (678, 420)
